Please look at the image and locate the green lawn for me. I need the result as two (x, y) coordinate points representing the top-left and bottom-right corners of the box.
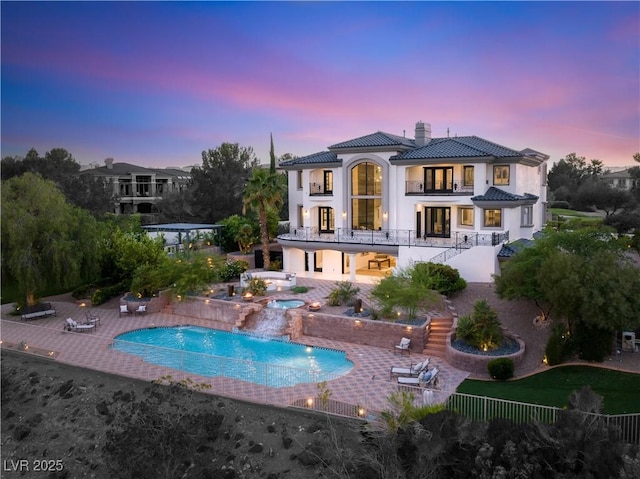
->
(456, 366), (640, 415)
(549, 208), (597, 217)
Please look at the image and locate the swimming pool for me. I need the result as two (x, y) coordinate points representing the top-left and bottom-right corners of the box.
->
(113, 326), (353, 387)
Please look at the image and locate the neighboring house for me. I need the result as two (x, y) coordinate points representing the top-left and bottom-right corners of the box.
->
(601, 168), (637, 191)
(277, 122), (549, 282)
(80, 158), (191, 220)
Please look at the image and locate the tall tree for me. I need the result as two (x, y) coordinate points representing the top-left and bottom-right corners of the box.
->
(269, 133), (276, 174)
(1, 173), (101, 305)
(242, 168), (286, 269)
(494, 229), (640, 359)
(189, 144), (258, 223)
(1, 148), (114, 216)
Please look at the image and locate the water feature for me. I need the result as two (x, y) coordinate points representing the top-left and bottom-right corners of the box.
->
(250, 299), (305, 337)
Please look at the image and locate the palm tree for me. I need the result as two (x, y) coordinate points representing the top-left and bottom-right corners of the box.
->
(242, 168), (286, 269)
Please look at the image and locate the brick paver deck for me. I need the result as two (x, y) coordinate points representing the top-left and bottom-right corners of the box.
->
(1, 275), (469, 416)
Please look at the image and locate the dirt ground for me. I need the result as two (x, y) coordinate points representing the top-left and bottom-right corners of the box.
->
(1, 350), (369, 479)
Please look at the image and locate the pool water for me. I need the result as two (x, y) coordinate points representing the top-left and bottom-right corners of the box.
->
(113, 326), (353, 387)
(267, 299), (305, 309)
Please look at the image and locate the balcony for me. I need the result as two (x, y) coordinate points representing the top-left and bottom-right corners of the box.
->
(279, 227), (508, 249)
(405, 180), (474, 196)
(309, 182), (333, 196)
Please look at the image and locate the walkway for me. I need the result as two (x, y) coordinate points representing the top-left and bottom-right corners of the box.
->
(0, 276), (469, 416)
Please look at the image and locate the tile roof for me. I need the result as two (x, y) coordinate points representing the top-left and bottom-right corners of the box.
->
(392, 136), (522, 160)
(279, 151), (339, 167)
(498, 238), (536, 258)
(81, 163), (190, 177)
(278, 131), (540, 167)
(471, 187), (538, 202)
(329, 131), (415, 150)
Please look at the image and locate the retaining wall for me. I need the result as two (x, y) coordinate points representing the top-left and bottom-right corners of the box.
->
(445, 331), (526, 374)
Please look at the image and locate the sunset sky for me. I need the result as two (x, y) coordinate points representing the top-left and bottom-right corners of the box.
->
(2, 1), (638, 169)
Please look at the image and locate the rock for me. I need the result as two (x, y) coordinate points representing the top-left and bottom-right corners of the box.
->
(248, 443), (263, 453)
(56, 380), (74, 398)
(95, 401), (109, 416)
(267, 424), (276, 433)
(282, 435), (293, 449)
(13, 425), (32, 441)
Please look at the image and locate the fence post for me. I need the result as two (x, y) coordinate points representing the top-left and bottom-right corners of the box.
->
(483, 396), (488, 421)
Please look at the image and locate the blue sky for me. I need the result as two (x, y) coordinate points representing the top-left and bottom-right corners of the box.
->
(1, 1), (638, 168)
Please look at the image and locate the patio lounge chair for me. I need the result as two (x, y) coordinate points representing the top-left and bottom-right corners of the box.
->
(135, 304), (147, 315)
(64, 318), (95, 333)
(85, 311), (100, 328)
(394, 337), (411, 355)
(389, 358), (430, 380)
(119, 304), (130, 317)
(397, 366), (439, 388)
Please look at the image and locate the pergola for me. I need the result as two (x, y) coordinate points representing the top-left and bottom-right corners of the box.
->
(141, 223), (223, 257)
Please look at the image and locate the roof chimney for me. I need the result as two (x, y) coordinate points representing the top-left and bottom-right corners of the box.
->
(415, 121), (431, 147)
(104, 158), (114, 169)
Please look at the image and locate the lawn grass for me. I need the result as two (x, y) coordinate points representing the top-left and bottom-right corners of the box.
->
(456, 365), (640, 415)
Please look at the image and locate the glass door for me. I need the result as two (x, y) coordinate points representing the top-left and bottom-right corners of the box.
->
(425, 207), (450, 237)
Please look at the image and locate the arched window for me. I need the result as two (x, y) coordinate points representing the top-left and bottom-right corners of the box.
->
(351, 162), (382, 230)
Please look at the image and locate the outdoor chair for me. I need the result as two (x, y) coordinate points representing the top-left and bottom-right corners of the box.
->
(64, 318), (95, 333)
(397, 366), (439, 388)
(85, 311), (100, 328)
(119, 304), (130, 317)
(394, 337), (411, 355)
(135, 304), (147, 315)
(389, 358), (430, 380)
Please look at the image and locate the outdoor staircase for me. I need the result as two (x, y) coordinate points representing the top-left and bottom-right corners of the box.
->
(423, 315), (454, 358)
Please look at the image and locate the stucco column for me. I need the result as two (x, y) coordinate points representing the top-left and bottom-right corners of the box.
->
(349, 253), (356, 282)
(306, 251), (314, 273)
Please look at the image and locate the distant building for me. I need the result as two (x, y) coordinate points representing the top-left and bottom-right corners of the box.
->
(80, 158), (191, 220)
(601, 167), (637, 191)
(277, 121), (549, 283)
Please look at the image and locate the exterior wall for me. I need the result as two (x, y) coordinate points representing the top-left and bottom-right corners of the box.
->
(302, 312), (430, 352)
(279, 135), (547, 284)
(446, 245), (502, 283)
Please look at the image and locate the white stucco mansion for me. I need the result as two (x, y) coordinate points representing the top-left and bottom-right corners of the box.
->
(277, 122), (549, 283)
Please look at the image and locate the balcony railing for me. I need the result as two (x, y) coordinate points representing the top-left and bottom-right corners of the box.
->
(280, 227), (508, 249)
(405, 180), (475, 195)
(309, 182), (333, 195)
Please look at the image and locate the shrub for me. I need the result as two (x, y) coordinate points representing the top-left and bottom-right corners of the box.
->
(371, 272), (437, 320)
(412, 262), (466, 296)
(574, 323), (613, 362)
(545, 323), (572, 366)
(89, 282), (126, 306)
(290, 286), (309, 294)
(244, 277), (267, 296)
(488, 358), (514, 381)
(550, 201), (570, 209)
(455, 300), (504, 351)
(266, 259), (282, 271)
(218, 260), (249, 282)
(326, 281), (360, 306)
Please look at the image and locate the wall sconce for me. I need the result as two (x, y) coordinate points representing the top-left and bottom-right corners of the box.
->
(306, 398), (314, 408)
(303, 209), (309, 217)
(342, 211), (347, 218)
(383, 212), (388, 220)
